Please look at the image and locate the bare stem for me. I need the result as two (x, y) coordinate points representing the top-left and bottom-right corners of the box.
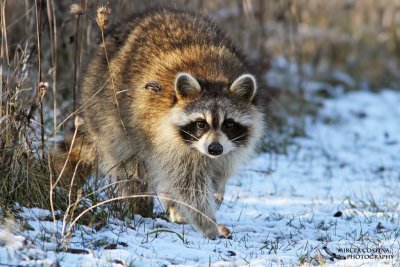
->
(35, 0), (45, 159)
(73, 14), (81, 113)
(61, 159), (82, 239)
(47, 150), (57, 237)
(46, 0), (57, 135)
(40, 97), (45, 159)
(100, 29), (128, 135)
(0, 0), (10, 122)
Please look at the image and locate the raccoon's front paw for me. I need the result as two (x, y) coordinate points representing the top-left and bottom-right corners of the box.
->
(217, 224), (232, 238)
(204, 225), (219, 240)
(203, 224), (231, 239)
(168, 206), (186, 224)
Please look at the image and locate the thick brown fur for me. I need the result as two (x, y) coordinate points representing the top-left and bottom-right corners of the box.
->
(57, 8), (265, 238)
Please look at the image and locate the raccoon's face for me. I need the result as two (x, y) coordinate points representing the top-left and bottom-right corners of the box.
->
(172, 72), (258, 158)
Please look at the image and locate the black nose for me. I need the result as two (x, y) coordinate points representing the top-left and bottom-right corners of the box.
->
(208, 143), (223, 155)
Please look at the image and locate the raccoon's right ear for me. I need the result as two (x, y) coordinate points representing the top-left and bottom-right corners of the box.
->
(229, 74), (257, 102)
(174, 73), (201, 100)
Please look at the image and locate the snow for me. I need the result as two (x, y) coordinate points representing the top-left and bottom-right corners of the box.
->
(1, 90), (399, 266)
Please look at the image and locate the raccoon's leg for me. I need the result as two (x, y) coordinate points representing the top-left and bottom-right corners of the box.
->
(213, 181), (226, 209)
(169, 206), (186, 223)
(163, 197), (228, 237)
(154, 164), (229, 238)
(115, 158), (153, 217)
(179, 194), (219, 238)
(165, 199), (228, 236)
(52, 127), (96, 193)
(157, 192), (187, 224)
(212, 178), (231, 237)
(167, 203), (186, 224)
(211, 165), (231, 209)
(173, 184), (230, 239)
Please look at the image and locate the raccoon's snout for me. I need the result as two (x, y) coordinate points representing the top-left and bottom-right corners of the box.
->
(208, 142), (223, 156)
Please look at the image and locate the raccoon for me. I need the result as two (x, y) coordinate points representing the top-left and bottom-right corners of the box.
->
(65, 8), (264, 238)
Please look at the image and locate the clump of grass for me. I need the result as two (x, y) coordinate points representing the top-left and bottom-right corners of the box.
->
(0, 39), (50, 210)
(0, 0), (67, 214)
(0, 68), (69, 213)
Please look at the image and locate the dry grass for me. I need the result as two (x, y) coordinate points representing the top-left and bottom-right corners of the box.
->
(1, 0), (399, 242)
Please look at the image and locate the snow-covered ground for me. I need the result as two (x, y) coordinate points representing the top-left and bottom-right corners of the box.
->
(1, 90), (399, 266)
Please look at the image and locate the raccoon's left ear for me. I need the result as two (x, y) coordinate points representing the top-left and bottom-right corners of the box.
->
(175, 73), (201, 100)
(229, 74), (257, 102)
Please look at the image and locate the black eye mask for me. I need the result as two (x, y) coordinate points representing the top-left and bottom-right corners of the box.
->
(179, 120), (209, 143)
(222, 119), (249, 145)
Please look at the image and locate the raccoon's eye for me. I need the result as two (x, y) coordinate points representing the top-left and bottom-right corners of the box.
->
(196, 120), (207, 129)
(223, 119), (235, 129)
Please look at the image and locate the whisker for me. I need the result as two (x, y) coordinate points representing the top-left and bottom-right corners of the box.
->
(179, 129), (199, 141)
(231, 133), (247, 142)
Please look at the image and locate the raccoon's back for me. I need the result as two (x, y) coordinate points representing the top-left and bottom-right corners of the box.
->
(102, 9), (245, 71)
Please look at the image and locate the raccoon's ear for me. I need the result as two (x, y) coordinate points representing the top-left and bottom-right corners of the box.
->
(229, 74), (257, 102)
(175, 73), (201, 100)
